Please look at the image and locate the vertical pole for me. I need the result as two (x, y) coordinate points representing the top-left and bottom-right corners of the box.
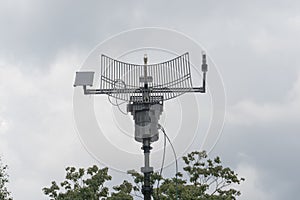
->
(141, 138), (153, 200)
(141, 54), (153, 199)
(203, 72), (206, 92)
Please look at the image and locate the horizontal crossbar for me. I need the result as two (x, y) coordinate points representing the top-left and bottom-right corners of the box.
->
(83, 87), (205, 95)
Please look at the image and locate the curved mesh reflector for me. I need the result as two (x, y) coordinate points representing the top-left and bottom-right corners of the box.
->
(100, 52), (193, 101)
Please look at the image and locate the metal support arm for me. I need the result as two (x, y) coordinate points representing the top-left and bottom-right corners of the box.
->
(83, 87), (205, 95)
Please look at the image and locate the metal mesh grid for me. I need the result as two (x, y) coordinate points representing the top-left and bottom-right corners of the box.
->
(100, 52), (193, 101)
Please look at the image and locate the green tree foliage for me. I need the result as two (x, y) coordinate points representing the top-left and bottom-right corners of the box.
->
(0, 158), (12, 200)
(43, 151), (244, 200)
(106, 180), (133, 200)
(43, 165), (112, 200)
(129, 151), (244, 200)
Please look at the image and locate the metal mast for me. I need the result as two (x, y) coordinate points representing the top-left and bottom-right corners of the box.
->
(74, 52), (208, 200)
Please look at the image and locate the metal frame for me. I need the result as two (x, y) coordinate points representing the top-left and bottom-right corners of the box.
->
(74, 52), (208, 200)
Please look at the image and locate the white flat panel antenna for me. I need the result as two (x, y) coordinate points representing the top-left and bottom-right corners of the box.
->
(73, 71), (95, 87)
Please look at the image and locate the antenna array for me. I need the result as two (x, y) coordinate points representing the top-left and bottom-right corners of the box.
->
(74, 52), (208, 200)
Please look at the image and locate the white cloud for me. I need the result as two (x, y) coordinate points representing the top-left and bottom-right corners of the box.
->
(227, 71), (300, 125)
(0, 49), (96, 200)
(236, 163), (274, 200)
(0, 117), (10, 135)
(287, 15), (300, 30)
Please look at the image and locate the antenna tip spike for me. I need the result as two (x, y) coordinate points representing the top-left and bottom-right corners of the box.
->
(144, 54), (148, 64)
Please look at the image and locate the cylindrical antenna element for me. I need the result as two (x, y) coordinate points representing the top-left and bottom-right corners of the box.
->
(202, 52), (208, 72)
(143, 54), (149, 89)
(144, 54), (148, 64)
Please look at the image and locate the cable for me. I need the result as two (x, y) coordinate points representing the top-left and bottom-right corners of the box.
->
(157, 124), (179, 200)
(116, 99), (127, 115)
(156, 127), (166, 199)
(107, 95), (124, 106)
(107, 95), (127, 115)
(107, 79), (128, 115)
(159, 131), (167, 178)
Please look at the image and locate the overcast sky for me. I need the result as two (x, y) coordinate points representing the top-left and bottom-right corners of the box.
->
(0, 0), (300, 199)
